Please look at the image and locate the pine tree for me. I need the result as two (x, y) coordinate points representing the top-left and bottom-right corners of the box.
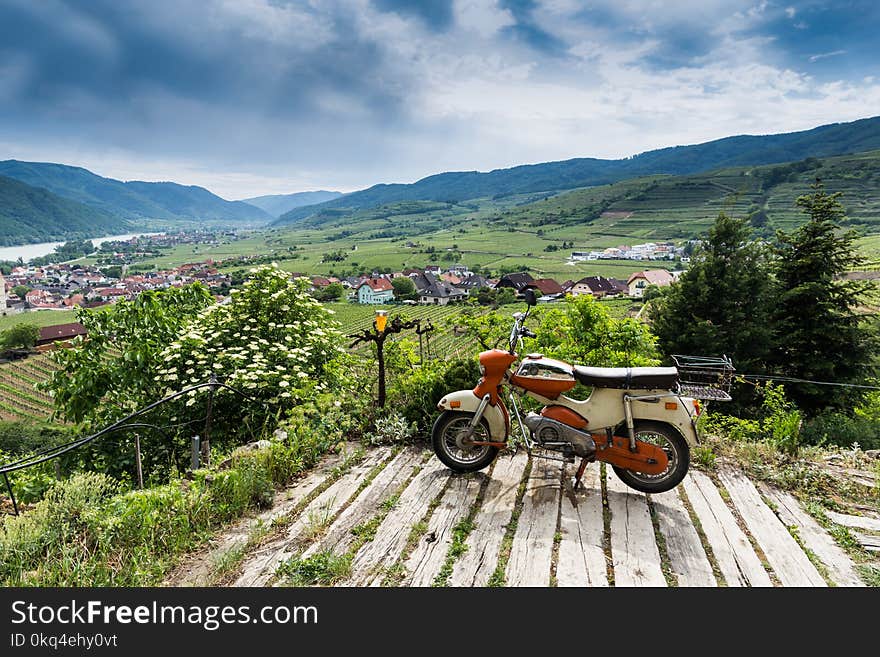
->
(770, 181), (876, 412)
(651, 213), (774, 377)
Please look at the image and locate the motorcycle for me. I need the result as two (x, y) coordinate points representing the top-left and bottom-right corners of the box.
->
(431, 289), (733, 493)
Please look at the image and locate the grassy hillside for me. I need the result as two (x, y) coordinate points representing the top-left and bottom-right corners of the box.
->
(0, 160), (271, 226)
(243, 191), (344, 217)
(275, 115), (880, 225)
(0, 175), (131, 246)
(105, 149), (880, 282)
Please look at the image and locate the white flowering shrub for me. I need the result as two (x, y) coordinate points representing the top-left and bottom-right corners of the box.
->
(159, 265), (348, 439)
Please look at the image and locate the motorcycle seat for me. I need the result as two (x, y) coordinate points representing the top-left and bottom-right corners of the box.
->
(572, 366), (679, 390)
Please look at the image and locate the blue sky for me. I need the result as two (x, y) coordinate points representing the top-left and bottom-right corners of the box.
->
(0, 0), (877, 198)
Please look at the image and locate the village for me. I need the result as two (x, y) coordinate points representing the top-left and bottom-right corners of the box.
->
(311, 264), (680, 305)
(0, 250), (681, 321)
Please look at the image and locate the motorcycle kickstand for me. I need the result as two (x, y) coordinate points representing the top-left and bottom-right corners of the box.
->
(572, 457), (589, 491)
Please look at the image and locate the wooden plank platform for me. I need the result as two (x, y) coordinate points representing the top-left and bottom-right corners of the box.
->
(167, 445), (351, 586)
(759, 484), (864, 587)
(719, 468), (826, 587)
(347, 459), (450, 585)
(403, 472), (484, 587)
(556, 464), (608, 587)
(234, 449), (389, 586)
(682, 471), (771, 587)
(448, 451), (528, 587)
(825, 510), (880, 532)
(505, 456), (563, 587)
(651, 488), (716, 587)
(301, 447), (424, 559)
(606, 470), (666, 587)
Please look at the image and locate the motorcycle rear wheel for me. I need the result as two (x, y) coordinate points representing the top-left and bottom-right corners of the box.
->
(611, 421), (689, 493)
(432, 410), (499, 473)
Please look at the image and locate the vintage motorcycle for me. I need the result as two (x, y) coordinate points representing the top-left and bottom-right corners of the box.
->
(431, 289), (733, 493)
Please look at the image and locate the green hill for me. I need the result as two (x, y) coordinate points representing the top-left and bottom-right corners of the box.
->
(0, 160), (272, 225)
(0, 175), (131, 246)
(274, 115), (880, 226)
(242, 191), (344, 217)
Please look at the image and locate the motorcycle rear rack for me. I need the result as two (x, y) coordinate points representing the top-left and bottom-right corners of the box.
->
(672, 354), (735, 401)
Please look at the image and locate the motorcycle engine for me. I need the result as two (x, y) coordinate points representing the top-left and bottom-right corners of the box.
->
(523, 412), (596, 458)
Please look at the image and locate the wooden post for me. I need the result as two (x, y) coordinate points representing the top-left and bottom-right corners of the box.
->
(349, 315), (421, 409)
(134, 433), (144, 489)
(202, 375), (216, 466)
(191, 435), (201, 471)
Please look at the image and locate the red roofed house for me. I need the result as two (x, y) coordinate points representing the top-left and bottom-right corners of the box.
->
(36, 322), (87, 350)
(356, 277), (394, 304)
(627, 269), (675, 298)
(523, 278), (564, 297)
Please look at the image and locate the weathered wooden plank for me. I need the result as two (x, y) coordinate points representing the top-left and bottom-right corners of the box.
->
(681, 471), (771, 587)
(825, 510), (880, 532)
(301, 447), (424, 559)
(556, 464), (608, 587)
(606, 471), (666, 587)
(168, 445), (351, 586)
(347, 459), (451, 585)
(448, 451), (528, 587)
(505, 456), (562, 587)
(853, 532), (880, 552)
(651, 488), (716, 587)
(234, 449), (389, 586)
(759, 484), (864, 587)
(403, 473), (484, 587)
(718, 468), (826, 587)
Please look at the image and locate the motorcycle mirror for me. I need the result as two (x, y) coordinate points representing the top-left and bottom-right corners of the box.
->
(523, 288), (537, 307)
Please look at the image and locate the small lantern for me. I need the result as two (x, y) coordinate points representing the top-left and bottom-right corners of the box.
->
(375, 310), (388, 333)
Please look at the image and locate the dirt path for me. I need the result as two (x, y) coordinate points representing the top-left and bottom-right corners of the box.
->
(166, 446), (870, 587)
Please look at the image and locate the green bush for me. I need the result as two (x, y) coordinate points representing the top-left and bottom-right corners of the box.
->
(800, 412), (880, 450)
(704, 383), (802, 454)
(0, 421), (71, 455)
(389, 356), (481, 435)
(0, 400), (349, 586)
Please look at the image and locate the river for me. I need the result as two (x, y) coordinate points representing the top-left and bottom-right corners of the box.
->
(0, 233), (163, 264)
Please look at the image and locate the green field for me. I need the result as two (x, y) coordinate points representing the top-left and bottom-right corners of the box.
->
(0, 310), (79, 332)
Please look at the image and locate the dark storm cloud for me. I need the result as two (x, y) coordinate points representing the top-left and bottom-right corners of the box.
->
(498, 0), (565, 54)
(0, 1), (407, 119)
(371, 0), (454, 30)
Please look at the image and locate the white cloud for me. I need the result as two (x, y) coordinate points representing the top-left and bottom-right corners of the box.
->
(454, 0), (516, 38)
(809, 50), (847, 63)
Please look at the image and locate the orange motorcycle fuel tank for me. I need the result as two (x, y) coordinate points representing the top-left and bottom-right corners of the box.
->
(472, 349), (518, 404)
(509, 354), (577, 400)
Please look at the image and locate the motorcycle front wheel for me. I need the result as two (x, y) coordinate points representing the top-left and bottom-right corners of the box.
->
(612, 421), (689, 494)
(431, 410), (499, 473)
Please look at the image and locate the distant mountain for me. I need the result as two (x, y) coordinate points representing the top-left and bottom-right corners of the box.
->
(274, 115), (880, 226)
(0, 175), (131, 246)
(0, 160), (272, 224)
(242, 190), (344, 217)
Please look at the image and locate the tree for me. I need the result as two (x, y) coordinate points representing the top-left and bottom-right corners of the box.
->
(650, 213), (774, 377)
(391, 276), (417, 301)
(317, 282), (345, 302)
(11, 285), (29, 300)
(0, 323), (39, 351)
(44, 284), (216, 426)
(769, 181), (876, 412)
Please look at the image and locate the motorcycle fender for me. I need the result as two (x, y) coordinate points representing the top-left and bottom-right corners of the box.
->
(437, 390), (509, 441)
(630, 398), (700, 446)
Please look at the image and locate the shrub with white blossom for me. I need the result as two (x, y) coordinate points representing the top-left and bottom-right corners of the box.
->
(159, 265), (348, 430)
